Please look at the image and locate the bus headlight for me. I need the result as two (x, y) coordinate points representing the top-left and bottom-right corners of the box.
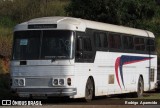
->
(13, 78), (25, 86)
(52, 78), (65, 86)
(19, 79), (25, 86)
(53, 79), (58, 85)
(13, 79), (19, 86)
(59, 79), (64, 85)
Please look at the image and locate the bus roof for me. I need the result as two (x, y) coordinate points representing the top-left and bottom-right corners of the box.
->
(14, 16), (155, 38)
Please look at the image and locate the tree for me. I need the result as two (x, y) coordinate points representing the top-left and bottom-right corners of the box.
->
(66, 0), (158, 28)
(66, 0), (107, 22)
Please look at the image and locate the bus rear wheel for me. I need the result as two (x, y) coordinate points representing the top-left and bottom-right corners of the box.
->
(134, 76), (144, 98)
(85, 78), (94, 102)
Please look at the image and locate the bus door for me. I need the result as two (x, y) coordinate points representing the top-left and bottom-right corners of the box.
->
(75, 33), (94, 63)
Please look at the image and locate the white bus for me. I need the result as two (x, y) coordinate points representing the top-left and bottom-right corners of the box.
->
(11, 17), (157, 101)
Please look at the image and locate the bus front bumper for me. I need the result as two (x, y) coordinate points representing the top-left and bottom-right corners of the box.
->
(12, 88), (77, 97)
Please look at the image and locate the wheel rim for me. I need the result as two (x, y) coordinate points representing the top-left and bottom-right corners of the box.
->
(138, 79), (143, 96)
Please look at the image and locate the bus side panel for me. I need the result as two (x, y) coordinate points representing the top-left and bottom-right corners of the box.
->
(73, 53), (157, 98)
(94, 52), (156, 96)
(74, 63), (95, 98)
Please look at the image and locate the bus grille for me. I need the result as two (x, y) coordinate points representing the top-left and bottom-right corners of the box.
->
(149, 68), (155, 82)
(25, 78), (52, 87)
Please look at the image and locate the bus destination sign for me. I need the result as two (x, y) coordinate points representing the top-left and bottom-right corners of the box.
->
(28, 24), (57, 29)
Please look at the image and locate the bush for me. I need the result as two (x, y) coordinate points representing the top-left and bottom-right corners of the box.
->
(0, 17), (13, 74)
(0, 0), (69, 23)
(0, 35), (12, 58)
(0, 58), (10, 74)
(0, 36), (11, 74)
(0, 17), (16, 27)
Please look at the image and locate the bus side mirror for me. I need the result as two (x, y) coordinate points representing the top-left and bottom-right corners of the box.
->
(76, 37), (83, 59)
(77, 37), (83, 51)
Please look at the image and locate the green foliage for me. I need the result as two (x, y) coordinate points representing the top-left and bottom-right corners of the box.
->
(66, 0), (157, 27)
(0, 17), (13, 58)
(0, 35), (12, 57)
(0, 0), (69, 23)
(66, 0), (106, 21)
(0, 17), (16, 27)
(117, 0), (156, 26)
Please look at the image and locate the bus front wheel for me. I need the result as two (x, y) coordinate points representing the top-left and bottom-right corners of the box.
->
(85, 78), (94, 102)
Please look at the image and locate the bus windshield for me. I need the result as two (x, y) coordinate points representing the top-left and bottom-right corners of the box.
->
(13, 30), (74, 60)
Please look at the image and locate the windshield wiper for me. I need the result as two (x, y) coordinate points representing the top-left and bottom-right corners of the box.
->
(50, 56), (68, 62)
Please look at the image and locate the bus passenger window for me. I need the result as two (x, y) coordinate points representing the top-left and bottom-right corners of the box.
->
(108, 33), (121, 49)
(134, 37), (145, 51)
(94, 33), (101, 48)
(123, 36), (134, 50)
(100, 33), (108, 48)
(146, 39), (155, 52)
(94, 32), (108, 49)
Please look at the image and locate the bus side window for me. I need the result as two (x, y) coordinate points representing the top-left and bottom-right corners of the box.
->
(76, 37), (83, 60)
(123, 35), (134, 50)
(100, 33), (108, 48)
(94, 32), (108, 49)
(146, 38), (155, 52)
(108, 33), (121, 49)
(134, 37), (145, 51)
(76, 36), (93, 62)
(83, 38), (92, 51)
(94, 32), (101, 48)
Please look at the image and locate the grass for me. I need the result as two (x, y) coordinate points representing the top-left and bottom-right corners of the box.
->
(140, 91), (160, 99)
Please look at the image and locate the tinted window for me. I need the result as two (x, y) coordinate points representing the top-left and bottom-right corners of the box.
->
(100, 33), (108, 48)
(123, 36), (134, 50)
(83, 38), (92, 51)
(41, 31), (73, 59)
(13, 30), (74, 60)
(94, 32), (108, 48)
(134, 37), (145, 51)
(76, 32), (85, 51)
(13, 31), (41, 60)
(146, 39), (155, 52)
(94, 33), (101, 47)
(108, 33), (121, 49)
(75, 32), (94, 62)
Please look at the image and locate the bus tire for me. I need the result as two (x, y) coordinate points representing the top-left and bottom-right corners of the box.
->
(134, 76), (144, 98)
(85, 78), (94, 102)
